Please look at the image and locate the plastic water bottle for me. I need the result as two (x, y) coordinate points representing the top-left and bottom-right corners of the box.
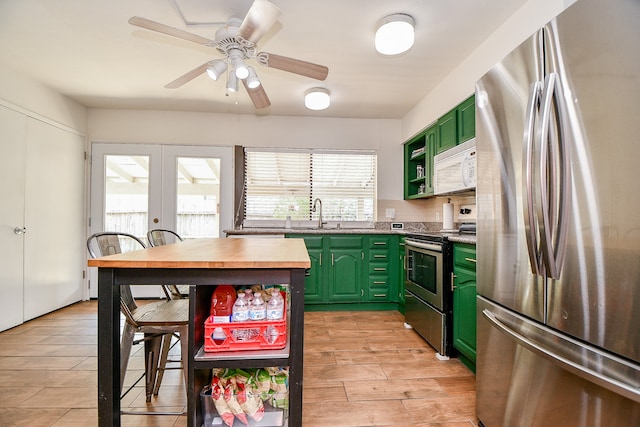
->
(249, 292), (267, 321)
(232, 292), (249, 322)
(267, 289), (284, 320)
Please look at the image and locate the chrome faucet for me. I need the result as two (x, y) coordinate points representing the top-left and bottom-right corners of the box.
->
(312, 198), (326, 229)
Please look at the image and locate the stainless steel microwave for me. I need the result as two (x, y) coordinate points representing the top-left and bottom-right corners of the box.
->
(433, 138), (477, 195)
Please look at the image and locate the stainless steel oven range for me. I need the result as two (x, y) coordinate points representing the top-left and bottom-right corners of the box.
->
(404, 233), (453, 357)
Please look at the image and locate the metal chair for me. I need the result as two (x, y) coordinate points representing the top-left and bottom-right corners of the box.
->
(87, 232), (189, 410)
(147, 228), (183, 247)
(147, 229), (190, 299)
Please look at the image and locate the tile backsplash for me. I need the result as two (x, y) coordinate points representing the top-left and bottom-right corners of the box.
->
(378, 194), (476, 225)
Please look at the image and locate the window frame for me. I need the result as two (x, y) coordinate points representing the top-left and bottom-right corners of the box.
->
(239, 147), (377, 228)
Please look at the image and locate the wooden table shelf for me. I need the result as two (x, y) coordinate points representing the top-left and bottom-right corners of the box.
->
(89, 238), (310, 427)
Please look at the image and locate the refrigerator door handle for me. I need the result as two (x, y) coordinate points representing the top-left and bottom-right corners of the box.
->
(537, 72), (571, 279)
(523, 80), (544, 275)
(482, 308), (640, 403)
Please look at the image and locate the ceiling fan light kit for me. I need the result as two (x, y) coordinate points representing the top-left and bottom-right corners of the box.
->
(375, 13), (415, 55)
(246, 66), (261, 88)
(206, 59), (228, 80)
(305, 88), (330, 110)
(226, 72), (239, 93)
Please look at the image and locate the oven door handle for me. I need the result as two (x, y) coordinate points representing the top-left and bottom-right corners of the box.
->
(406, 240), (442, 252)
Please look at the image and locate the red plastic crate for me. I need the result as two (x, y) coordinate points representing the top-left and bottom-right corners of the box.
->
(204, 298), (287, 352)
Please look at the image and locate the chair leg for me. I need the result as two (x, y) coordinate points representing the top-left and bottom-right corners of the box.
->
(144, 333), (162, 402)
(152, 333), (173, 396)
(179, 325), (189, 395)
(120, 323), (136, 393)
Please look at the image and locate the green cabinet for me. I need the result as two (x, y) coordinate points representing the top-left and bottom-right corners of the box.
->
(457, 94), (476, 143)
(436, 109), (457, 154)
(403, 95), (475, 199)
(398, 236), (406, 312)
(300, 236), (324, 303)
(288, 234), (399, 307)
(365, 235), (399, 302)
(403, 132), (428, 199)
(328, 236), (364, 302)
(452, 243), (477, 372)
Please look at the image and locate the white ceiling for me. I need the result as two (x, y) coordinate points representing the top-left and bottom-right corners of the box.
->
(0, 0), (526, 119)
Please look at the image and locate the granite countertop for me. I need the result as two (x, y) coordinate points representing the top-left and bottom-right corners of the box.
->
(225, 222), (477, 245)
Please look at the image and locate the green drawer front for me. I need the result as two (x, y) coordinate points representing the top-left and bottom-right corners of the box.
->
(368, 249), (388, 262)
(368, 236), (390, 249)
(328, 236), (364, 248)
(368, 263), (389, 275)
(453, 243), (477, 271)
(367, 287), (391, 301)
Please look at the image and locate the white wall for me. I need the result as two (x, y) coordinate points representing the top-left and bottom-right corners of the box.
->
(0, 64), (87, 132)
(397, 0), (575, 222)
(402, 0), (574, 141)
(88, 109), (403, 202)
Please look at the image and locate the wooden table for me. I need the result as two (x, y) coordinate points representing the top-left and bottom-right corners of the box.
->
(88, 237), (310, 427)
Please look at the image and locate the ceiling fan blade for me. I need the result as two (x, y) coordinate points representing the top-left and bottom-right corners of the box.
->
(165, 62), (210, 89)
(261, 53), (329, 81)
(242, 80), (271, 109)
(238, 0), (281, 44)
(129, 16), (214, 46)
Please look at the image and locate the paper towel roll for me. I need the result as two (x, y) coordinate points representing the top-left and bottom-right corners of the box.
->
(443, 203), (454, 230)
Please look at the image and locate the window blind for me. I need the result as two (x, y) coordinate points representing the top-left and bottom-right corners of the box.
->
(244, 148), (376, 222)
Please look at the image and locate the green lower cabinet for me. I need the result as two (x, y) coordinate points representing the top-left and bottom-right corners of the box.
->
(329, 248), (364, 302)
(301, 236), (324, 303)
(452, 243), (477, 372)
(287, 234), (399, 309)
(398, 236), (406, 313)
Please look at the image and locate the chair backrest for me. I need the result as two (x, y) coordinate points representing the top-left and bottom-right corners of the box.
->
(87, 232), (147, 323)
(147, 229), (183, 247)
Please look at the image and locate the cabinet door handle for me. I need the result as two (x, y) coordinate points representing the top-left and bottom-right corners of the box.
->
(331, 253), (334, 265)
(374, 293), (387, 297)
(374, 255), (386, 259)
(361, 289), (364, 297)
(373, 281), (386, 285)
(373, 242), (386, 245)
(464, 257), (477, 263)
(451, 272), (457, 291)
(374, 267), (386, 271)
(319, 253), (322, 266)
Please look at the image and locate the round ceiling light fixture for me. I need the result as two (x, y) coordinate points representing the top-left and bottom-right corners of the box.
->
(305, 88), (331, 110)
(375, 13), (415, 55)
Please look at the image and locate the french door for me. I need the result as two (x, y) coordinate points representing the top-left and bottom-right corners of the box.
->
(89, 143), (233, 298)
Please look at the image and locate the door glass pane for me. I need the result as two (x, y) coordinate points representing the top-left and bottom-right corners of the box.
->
(176, 157), (221, 238)
(104, 155), (149, 246)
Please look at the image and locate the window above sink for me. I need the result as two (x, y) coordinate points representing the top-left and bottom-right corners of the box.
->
(239, 147), (377, 228)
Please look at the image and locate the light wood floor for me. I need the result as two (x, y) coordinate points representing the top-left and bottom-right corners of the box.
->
(0, 301), (477, 427)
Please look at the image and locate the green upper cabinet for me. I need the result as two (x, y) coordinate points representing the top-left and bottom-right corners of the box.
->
(403, 95), (475, 200)
(436, 109), (457, 154)
(403, 132), (428, 199)
(457, 94), (476, 143)
(424, 125), (437, 196)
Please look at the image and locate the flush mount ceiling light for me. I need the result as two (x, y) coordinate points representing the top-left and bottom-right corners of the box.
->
(305, 88), (330, 110)
(375, 13), (415, 55)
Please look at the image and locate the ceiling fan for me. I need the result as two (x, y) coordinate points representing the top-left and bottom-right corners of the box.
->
(129, 0), (329, 109)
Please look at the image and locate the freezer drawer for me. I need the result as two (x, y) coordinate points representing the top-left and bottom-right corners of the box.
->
(476, 296), (640, 427)
(404, 290), (447, 356)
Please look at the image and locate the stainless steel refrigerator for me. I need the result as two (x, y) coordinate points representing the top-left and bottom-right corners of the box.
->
(475, 0), (640, 425)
